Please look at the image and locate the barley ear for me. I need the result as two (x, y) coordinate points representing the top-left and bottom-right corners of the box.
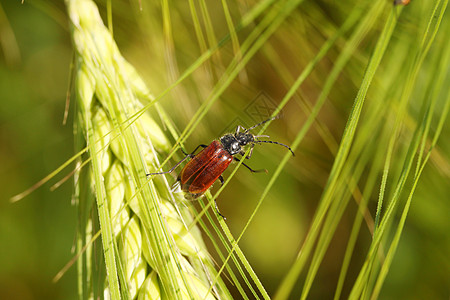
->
(67, 0), (230, 298)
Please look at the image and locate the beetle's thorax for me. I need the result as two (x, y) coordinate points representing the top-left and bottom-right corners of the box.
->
(220, 132), (255, 155)
(236, 132), (254, 146)
(220, 134), (240, 155)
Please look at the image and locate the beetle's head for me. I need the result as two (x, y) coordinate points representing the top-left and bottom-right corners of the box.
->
(235, 132), (255, 146)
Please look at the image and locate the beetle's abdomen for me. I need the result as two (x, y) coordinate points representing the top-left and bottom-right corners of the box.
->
(179, 140), (232, 198)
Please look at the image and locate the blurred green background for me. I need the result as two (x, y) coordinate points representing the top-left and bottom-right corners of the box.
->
(0, 0), (448, 299)
(0, 1), (76, 300)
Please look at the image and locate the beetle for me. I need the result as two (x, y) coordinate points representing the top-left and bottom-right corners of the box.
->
(147, 116), (294, 216)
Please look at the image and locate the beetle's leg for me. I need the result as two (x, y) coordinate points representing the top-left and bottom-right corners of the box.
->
(147, 144), (208, 176)
(239, 144), (255, 159)
(147, 156), (190, 175)
(235, 125), (247, 135)
(180, 148), (189, 156)
(214, 200), (226, 219)
(233, 157), (268, 173)
(209, 176), (226, 219)
(182, 144), (208, 156)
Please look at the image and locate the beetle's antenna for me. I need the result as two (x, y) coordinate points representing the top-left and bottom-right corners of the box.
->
(254, 140), (295, 156)
(244, 116), (279, 133)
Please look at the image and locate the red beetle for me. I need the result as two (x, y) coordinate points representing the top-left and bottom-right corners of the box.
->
(147, 116), (294, 216)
